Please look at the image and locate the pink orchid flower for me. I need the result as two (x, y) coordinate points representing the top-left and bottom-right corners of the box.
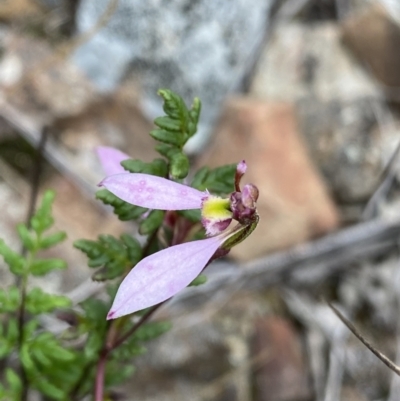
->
(97, 147), (259, 319)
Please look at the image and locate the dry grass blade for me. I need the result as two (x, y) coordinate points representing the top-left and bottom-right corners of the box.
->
(328, 303), (400, 376)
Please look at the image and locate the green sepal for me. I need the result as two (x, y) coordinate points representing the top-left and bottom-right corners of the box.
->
(189, 274), (207, 286)
(221, 215), (259, 251)
(139, 210), (165, 235)
(29, 258), (67, 276)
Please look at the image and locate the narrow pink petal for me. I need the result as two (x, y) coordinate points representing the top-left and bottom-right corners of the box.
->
(96, 146), (130, 176)
(107, 236), (223, 319)
(100, 173), (205, 210)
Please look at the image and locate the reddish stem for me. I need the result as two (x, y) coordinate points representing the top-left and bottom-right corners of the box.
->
(94, 349), (108, 401)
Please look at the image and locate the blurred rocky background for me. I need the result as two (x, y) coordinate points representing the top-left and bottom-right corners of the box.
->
(2, 0), (400, 400)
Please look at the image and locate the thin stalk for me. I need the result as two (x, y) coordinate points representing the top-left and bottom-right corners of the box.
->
(111, 303), (163, 350)
(92, 230), (162, 400)
(94, 350), (108, 401)
(93, 303), (163, 401)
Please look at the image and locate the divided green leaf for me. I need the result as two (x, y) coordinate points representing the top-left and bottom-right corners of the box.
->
(191, 164), (236, 195)
(74, 234), (142, 281)
(96, 189), (147, 221)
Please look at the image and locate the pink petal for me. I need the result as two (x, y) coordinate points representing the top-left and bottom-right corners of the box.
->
(96, 146), (130, 176)
(99, 173), (205, 210)
(107, 236), (223, 319)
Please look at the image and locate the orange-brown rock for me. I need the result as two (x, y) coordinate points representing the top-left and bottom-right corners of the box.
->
(252, 316), (311, 401)
(342, 3), (400, 93)
(198, 97), (339, 260)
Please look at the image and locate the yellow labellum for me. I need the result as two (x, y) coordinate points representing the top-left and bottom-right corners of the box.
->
(202, 196), (232, 220)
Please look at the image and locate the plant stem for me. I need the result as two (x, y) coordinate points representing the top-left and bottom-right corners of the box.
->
(93, 303), (163, 401)
(93, 216), (166, 399)
(94, 349), (107, 401)
(112, 303), (163, 350)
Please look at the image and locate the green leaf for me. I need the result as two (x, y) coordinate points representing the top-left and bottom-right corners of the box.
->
(35, 379), (65, 400)
(20, 344), (36, 372)
(80, 298), (108, 327)
(39, 231), (67, 249)
(120, 234), (142, 265)
(96, 188), (147, 221)
(6, 318), (18, 345)
(105, 362), (135, 387)
(158, 89), (189, 123)
(121, 158), (168, 177)
(17, 223), (36, 251)
(154, 143), (180, 159)
(0, 318), (19, 358)
(170, 152), (189, 179)
(150, 129), (183, 146)
(92, 265), (125, 281)
(0, 286), (20, 313)
(75, 234), (142, 281)
(191, 164), (236, 195)
(30, 190), (56, 235)
(178, 209), (201, 223)
(25, 288), (71, 314)
(133, 321), (172, 342)
(0, 239), (25, 275)
(31, 348), (52, 367)
(139, 210), (165, 235)
(84, 332), (103, 360)
(30, 258), (67, 276)
(155, 90), (201, 149)
(154, 116), (182, 132)
(189, 274), (207, 286)
(5, 368), (22, 395)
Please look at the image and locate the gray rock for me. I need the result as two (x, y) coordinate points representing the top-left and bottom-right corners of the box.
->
(123, 291), (262, 401)
(73, 0), (273, 152)
(250, 22), (399, 203)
